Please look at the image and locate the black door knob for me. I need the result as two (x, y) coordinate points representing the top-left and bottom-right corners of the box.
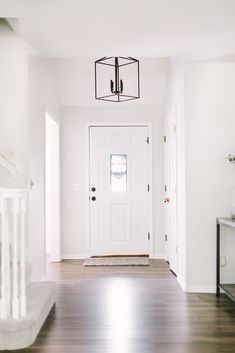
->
(91, 187), (96, 192)
(91, 196), (96, 201)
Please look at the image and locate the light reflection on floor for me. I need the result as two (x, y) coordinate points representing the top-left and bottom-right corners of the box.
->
(105, 279), (133, 351)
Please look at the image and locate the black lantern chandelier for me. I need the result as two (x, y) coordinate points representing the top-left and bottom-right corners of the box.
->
(95, 56), (140, 102)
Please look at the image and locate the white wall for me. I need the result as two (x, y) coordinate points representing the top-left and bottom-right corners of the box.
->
(0, 22), (30, 188)
(166, 60), (235, 292)
(57, 57), (167, 259)
(0, 22), (61, 280)
(28, 58), (60, 280)
(185, 62), (235, 292)
(61, 105), (165, 259)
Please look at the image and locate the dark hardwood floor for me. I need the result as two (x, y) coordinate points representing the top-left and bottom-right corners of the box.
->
(13, 260), (235, 353)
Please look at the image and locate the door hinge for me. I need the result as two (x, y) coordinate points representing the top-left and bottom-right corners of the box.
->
(146, 136), (150, 144)
(164, 185), (167, 192)
(164, 136), (167, 143)
(165, 234), (167, 241)
(176, 246), (178, 254)
(147, 184), (150, 192)
(148, 232), (150, 240)
(174, 124), (176, 133)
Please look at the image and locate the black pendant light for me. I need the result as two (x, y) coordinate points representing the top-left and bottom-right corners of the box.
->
(95, 56), (140, 102)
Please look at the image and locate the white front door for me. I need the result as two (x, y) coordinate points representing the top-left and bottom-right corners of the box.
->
(89, 126), (150, 256)
(164, 106), (178, 274)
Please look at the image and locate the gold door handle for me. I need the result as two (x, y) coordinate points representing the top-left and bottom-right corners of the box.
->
(164, 197), (170, 203)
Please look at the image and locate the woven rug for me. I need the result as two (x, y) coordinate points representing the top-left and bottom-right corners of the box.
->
(83, 257), (150, 267)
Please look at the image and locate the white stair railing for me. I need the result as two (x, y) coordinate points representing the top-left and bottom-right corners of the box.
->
(0, 154), (22, 178)
(0, 189), (28, 319)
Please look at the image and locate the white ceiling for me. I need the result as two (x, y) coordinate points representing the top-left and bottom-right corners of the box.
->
(2, 0), (235, 58)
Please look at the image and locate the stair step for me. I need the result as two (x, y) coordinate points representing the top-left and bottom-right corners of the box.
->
(0, 281), (55, 350)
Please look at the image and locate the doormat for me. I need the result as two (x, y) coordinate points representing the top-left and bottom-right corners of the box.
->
(83, 257), (150, 266)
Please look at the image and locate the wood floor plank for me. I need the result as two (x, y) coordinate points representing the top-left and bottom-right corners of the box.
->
(11, 260), (235, 353)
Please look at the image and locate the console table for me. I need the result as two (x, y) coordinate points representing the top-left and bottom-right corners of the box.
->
(216, 218), (235, 300)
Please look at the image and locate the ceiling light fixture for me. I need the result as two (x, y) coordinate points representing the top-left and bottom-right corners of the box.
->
(95, 56), (140, 102)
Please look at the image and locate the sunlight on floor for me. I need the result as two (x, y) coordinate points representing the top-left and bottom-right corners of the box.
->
(105, 279), (133, 350)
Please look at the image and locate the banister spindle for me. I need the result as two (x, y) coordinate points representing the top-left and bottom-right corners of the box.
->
(0, 189), (28, 320)
(20, 197), (26, 317)
(0, 197), (9, 319)
(12, 197), (20, 319)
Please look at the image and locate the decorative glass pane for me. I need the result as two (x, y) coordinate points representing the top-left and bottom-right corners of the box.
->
(110, 154), (127, 192)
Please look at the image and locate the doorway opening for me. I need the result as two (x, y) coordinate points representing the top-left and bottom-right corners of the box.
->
(45, 111), (61, 263)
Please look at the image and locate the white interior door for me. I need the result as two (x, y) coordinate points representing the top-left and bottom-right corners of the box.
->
(164, 107), (178, 274)
(89, 126), (150, 256)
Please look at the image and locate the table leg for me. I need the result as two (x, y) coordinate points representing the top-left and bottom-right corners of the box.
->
(216, 220), (220, 296)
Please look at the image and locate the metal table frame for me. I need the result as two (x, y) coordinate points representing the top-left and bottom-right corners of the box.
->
(216, 218), (235, 300)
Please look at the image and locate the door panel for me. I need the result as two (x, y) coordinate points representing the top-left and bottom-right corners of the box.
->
(90, 126), (149, 256)
(110, 205), (128, 242)
(131, 204), (141, 242)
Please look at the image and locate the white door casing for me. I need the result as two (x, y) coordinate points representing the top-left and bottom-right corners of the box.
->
(45, 111), (61, 263)
(89, 126), (150, 256)
(164, 106), (178, 274)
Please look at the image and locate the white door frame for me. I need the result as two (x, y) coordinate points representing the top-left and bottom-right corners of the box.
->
(164, 105), (178, 274)
(85, 122), (153, 258)
(44, 109), (61, 263)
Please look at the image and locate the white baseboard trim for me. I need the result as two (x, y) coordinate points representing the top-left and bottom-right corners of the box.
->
(61, 254), (87, 260)
(177, 276), (186, 291)
(185, 285), (216, 293)
(150, 254), (166, 259)
(50, 258), (62, 263)
(62, 254), (167, 260)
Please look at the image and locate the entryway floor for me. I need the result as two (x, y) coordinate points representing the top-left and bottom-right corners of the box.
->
(15, 260), (235, 353)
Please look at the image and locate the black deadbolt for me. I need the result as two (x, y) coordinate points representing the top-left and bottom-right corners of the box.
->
(91, 187), (96, 192)
(91, 196), (96, 201)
